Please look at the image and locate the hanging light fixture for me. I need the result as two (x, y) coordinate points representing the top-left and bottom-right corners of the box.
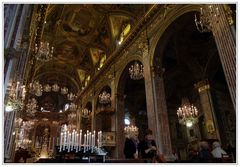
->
(29, 81), (42, 96)
(194, 5), (220, 33)
(124, 125), (139, 137)
(67, 93), (76, 101)
(5, 81), (26, 112)
(129, 61), (144, 80)
(176, 98), (199, 127)
(68, 112), (77, 120)
(26, 98), (38, 116)
(99, 91), (111, 104)
(34, 41), (54, 62)
(81, 108), (91, 118)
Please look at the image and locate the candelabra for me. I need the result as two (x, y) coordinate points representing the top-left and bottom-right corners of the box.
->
(129, 61), (144, 80)
(99, 91), (111, 104)
(177, 98), (199, 127)
(195, 5), (220, 33)
(59, 124), (103, 154)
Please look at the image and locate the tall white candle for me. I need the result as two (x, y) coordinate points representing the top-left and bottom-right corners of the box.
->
(63, 131), (66, 150)
(89, 132), (91, 150)
(84, 134), (86, 153)
(71, 130), (75, 150)
(76, 133), (79, 152)
(79, 130), (82, 151)
(60, 132), (63, 152)
(93, 131), (96, 147)
(91, 134), (94, 153)
(86, 130), (89, 151)
(68, 133), (71, 152)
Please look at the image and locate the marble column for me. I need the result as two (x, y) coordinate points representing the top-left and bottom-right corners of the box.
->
(142, 46), (172, 156)
(115, 93), (125, 159)
(194, 80), (220, 140)
(207, 4), (236, 109)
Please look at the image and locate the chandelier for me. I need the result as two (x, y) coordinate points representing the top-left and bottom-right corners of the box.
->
(61, 87), (68, 95)
(129, 61), (144, 80)
(35, 41), (54, 62)
(67, 93), (76, 101)
(81, 108), (91, 118)
(124, 125), (139, 137)
(69, 103), (77, 111)
(26, 98), (38, 116)
(43, 84), (51, 92)
(68, 112), (77, 120)
(194, 5), (220, 33)
(5, 81), (26, 112)
(99, 91), (111, 104)
(177, 98), (199, 127)
(29, 81), (42, 96)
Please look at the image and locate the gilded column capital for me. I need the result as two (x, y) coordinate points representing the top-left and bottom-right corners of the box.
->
(223, 5), (234, 25)
(194, 80), (210, 93)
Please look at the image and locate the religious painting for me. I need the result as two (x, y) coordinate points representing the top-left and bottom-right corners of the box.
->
(109, 15), (131, 41)
(89, 48), (106, 67)
(54, 41), (83, 66)
(62, 7), (95, 37)
(77, 69), (86, 83)
(102, 132), (116, 147)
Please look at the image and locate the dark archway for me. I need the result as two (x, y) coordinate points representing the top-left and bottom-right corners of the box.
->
(116, 60), (147, 158)
(153, 11), (235, 160)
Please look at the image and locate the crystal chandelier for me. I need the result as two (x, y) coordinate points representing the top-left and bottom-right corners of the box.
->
(29, 81), (42, 96)
(99, 91), (111, 104)
(26, 98), (38, 116)
(43, 84), (51, 92)
(81, 108), (91, 118)
(35, 41), (54, 62)
(177, 98), (199, 127)
(5, 81), (26, 112)
(129, 61), (144, 80)
(69, 103), (77, 111)
(52, 83), (60, 92)
(124, 125), (139, 137)
(194, 5), (220, 33)
(61, 87), (68, 95)
(67, 93), (76, 101)
(68, 112), (77, 120)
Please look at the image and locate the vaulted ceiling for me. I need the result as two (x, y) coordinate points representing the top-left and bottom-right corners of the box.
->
(34, 4), (149, 92)
(29, 4), (151, 114)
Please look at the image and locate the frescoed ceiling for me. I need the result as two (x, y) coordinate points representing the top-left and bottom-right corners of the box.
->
(33, 4), (148, 93)
(28, 4), (150, 114)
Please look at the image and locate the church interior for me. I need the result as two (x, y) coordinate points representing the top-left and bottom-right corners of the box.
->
(3, 4), (236, 163)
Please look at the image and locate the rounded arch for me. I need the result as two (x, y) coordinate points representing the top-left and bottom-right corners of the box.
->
(150, 5), (203, 67)
(96, 85), (112, 107)
(115, 54), (143, 92)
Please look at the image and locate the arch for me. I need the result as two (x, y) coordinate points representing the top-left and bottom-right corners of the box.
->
(149, 5), (203, 67)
